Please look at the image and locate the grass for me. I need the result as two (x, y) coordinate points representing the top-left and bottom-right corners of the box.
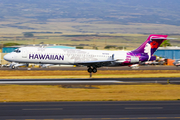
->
(0, 70), (180, 102)
(0, 84), (180, 102)
(0, 32), (179, 50)
(1, 18), (180, 50)
(0, 33), (147, 50)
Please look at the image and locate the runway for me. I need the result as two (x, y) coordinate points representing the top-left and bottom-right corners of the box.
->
(0, 77), (180, 85)
(1, 101), (180, 119)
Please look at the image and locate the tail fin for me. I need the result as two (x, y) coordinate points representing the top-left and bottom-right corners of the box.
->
(131, 34), (168, 61)
(132, 34), (168, 54)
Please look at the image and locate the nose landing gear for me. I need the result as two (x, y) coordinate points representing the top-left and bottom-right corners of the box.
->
(11, 65), (16, 69)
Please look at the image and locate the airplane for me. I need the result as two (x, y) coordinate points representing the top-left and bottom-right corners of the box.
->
(4, 34), (170, 73)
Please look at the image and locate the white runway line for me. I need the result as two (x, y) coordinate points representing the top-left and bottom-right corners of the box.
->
(125, 107), (163, 109)
(22, 108), (63, 110)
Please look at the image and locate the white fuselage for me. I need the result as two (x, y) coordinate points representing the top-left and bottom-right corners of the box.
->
(4, 47), (128, 66)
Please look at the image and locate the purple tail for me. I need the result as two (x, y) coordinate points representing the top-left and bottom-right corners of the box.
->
(132, 34), (168, 54)
(131, 34), (168, 61)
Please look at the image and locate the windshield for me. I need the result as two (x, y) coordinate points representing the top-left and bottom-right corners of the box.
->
(13, 49), (21, 53)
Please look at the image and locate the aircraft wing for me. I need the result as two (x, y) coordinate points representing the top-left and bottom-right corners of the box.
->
(75, 59), (123, 66)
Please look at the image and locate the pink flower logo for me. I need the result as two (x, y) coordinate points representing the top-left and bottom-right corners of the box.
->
(150, 41), (159, 49)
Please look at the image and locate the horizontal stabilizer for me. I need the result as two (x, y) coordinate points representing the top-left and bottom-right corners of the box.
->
(151, 37), (176, 40)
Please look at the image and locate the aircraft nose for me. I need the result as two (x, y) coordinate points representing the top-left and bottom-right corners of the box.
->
(4, 54), (13, 62)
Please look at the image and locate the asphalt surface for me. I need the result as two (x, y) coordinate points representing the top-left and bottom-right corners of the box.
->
(1, 65), (180, 70)
(0, 77), (179, 85)
(1, 101), (180, 119)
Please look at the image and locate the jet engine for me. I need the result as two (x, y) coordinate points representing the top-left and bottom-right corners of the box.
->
(130, 56), (139, 63)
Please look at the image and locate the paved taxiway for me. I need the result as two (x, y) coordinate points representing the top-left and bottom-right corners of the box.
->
(0, 77), (180, 85)
(1, 101), (180, 119)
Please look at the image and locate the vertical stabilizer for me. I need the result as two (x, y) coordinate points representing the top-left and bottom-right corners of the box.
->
(132, 34), (168, 61)
(132, 34), (168, 55)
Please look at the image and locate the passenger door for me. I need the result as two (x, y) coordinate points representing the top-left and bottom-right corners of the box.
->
(22, 48), (27, 58)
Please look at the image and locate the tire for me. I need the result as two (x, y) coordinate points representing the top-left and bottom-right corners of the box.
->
(11, 65), (15, 69)
(92, 68), (97, 73)
(88, 68), (93, 73)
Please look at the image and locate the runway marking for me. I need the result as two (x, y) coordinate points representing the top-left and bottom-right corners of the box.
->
(137, 118), (149, 119)
(125, 107), (163, 109)
(22, 108), (63, 111)
(14, 117), (180, 120)
(101, 118), (113, 119)
(82, 118), (92, 120)
(61, 117), (180, 120)
(101, 117), (180, 119)
(24, 119), (36, 120)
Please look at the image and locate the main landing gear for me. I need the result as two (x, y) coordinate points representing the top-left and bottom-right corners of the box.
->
(87, 66), (97, 78)
(87, 66), (97, 73)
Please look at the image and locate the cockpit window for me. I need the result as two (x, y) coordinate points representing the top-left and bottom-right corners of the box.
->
(14, 49), (21, 53)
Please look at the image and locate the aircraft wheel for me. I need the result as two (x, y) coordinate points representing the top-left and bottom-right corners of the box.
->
(11, 65), (15, 69)
(87, 68), (93, 73)
(92, 68), (97, 73)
